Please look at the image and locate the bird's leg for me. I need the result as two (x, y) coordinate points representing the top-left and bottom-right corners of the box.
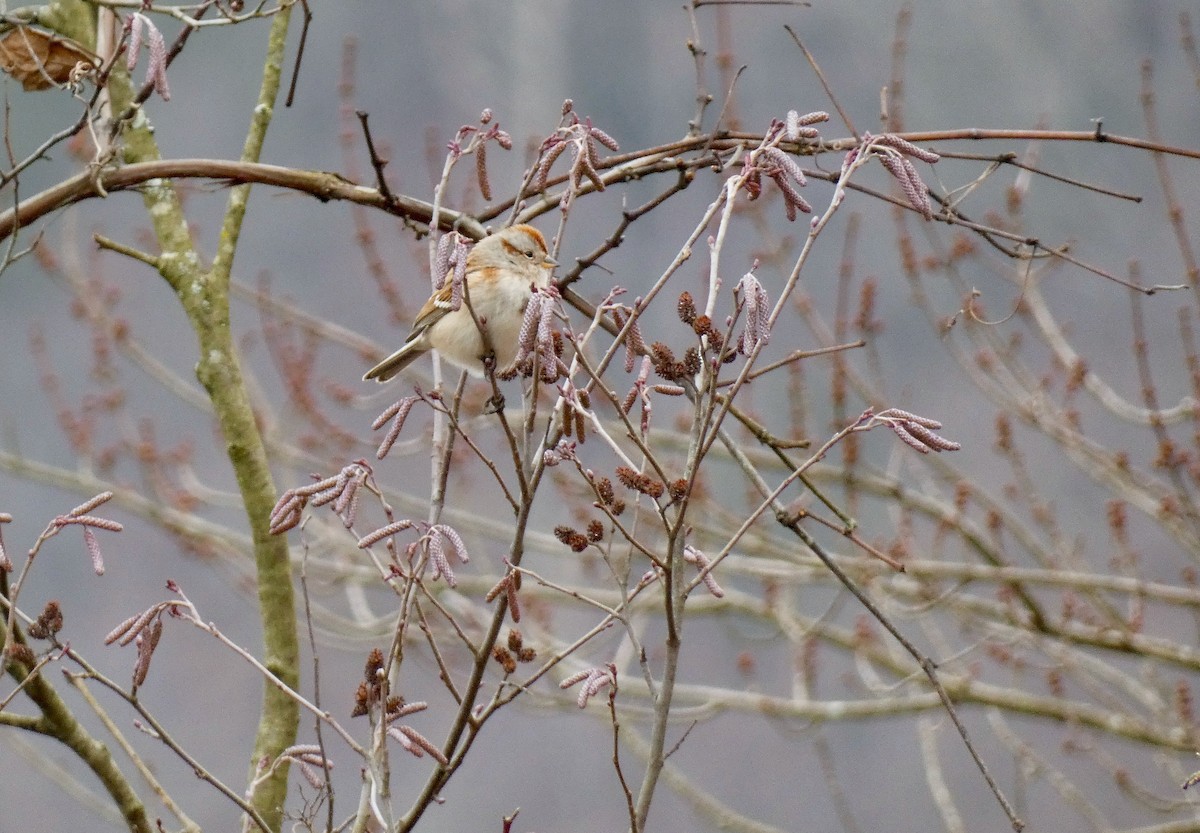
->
(482, 354), (505, 413)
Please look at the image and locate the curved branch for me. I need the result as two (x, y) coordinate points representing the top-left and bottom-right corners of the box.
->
(0, 159), (470, 243)
(5, 125), (1197, 246)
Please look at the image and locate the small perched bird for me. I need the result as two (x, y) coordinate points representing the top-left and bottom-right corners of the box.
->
(363, 225), (556, 382)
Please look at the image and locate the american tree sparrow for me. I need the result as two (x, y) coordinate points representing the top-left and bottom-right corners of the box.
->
(363, 224), (556, 382)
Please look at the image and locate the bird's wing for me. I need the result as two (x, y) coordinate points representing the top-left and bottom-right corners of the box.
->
(408, 282), (458, 337)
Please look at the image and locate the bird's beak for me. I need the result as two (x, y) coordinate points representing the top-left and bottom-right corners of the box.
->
(543, 254), (558, 268)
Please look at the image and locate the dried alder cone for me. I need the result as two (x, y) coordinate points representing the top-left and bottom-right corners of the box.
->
(0, 26), (97, 91)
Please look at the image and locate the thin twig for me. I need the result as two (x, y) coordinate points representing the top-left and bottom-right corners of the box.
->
(356, 110), (394, 204)
(607, 683), (638, 831)
(298, 530), (336, 833)
(787, 523), (1025, 831)
(784, 25), (856, 138)
(62, 660), (272, 833)
(284, 0), (311, 107)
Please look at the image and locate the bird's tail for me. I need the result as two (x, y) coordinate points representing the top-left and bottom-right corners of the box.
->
(363, 341), (423, 382)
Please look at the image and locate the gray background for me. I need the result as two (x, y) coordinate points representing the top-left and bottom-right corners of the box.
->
(1, 2), (1199, 831)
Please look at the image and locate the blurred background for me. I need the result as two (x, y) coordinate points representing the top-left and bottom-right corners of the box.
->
(2, 2), (1199, 831)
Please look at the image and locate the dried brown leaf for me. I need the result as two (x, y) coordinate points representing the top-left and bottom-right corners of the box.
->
(0, 27), (97, 91)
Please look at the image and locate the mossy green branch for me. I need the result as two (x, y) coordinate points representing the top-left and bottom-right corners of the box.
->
(18, 663), (153, 833)
(2, 577), (152, 833)
(214, 11), (300, 829)
(211, 5), (290, 284)
(33, 0), (97, 46)
(104, 8), (299, 831)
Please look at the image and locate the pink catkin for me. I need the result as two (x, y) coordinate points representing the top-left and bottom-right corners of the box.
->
(70, 491), (114, 517)
(126, 15), (144, 71)
(145, 19), (170, 100)
(84, 527), (105, 575)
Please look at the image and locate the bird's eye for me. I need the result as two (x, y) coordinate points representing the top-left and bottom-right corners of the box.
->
(524, 249), (535, 259)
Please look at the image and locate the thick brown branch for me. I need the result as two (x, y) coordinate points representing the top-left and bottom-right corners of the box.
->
(4, 125), (1197, 245)
(0, 159), (468, 243)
